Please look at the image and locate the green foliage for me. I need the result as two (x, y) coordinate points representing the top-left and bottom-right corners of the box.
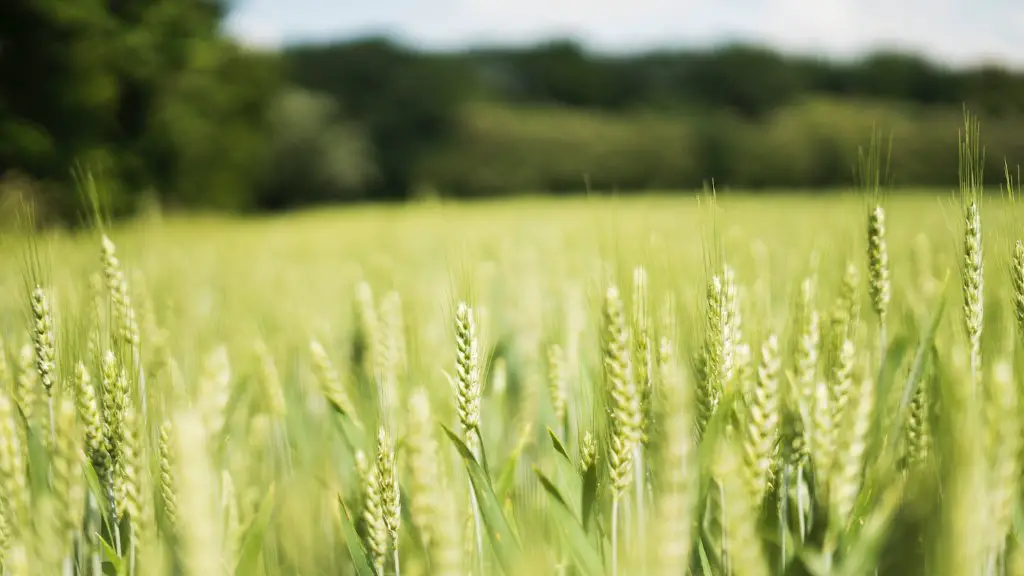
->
(0, 0), (278, 218)
(285, 39), (474, 201)
(255, 88), (375, 209)
(420, 99), (1024, 196)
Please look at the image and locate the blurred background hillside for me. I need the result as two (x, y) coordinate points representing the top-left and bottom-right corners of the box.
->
(2, 0), (1024, 222)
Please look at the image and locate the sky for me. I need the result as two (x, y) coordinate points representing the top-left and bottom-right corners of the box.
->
(225, 0), (1024, 67)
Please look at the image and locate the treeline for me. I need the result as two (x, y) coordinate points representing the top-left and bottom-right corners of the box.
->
(4, 3), (1024, 222)
(461, 41), (1024, 115)
(280, 39), (1024, 201)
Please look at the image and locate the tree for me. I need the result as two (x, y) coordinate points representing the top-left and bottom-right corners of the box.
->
(0, 0), (279, 216)
(285, 38), (474, 200)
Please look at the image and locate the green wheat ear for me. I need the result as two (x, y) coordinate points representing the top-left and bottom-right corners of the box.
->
(15, 342), (38, 429)
(29, 287), (56, 398)
(830, 374), (875, 530)
(376, 426), (401, 572)
(959, 109), (985, 389)
(75, 362), (109, 480)
(579, 430), (597, 475)
(0, 393), (28, 534)
(603, 283), (641, 576)
(603, 284), (640, 497)
(654, 335), (697, 576)
(713, 435), (770, 576)
(51, 393), (85, 549)
(985, 360), (1019, 561)
(867, 205), (891, 324)
(546, 344), (568, 434)
(696, 274), (725, 439)
(358, 449), (387, 575)
(254, 340), (287, 420)
(904, 370), (932, 468)
(632, 265), (653, 442)
(310, 339), (361, 429)
(377, 290), (405, 421)
(1012, 240), (1024, 342)
(406, 388), (440, 553)
(100, 235), (140, 350)
(741, 333), (781, 505)
(453, 302), (482, 455)
(158, 420), (178, 533)
(794, 277), (819, 412)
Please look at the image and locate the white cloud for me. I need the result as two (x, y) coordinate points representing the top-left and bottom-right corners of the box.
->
(227, 12), (285, 49)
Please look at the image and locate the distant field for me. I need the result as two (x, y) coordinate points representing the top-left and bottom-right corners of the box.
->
(0, 191), (988, 338)
(0, 190), (1019, 575)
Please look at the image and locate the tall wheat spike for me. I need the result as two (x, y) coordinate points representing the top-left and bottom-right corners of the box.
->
(1012, 240), (1024, 342)
(358, 449), (387, 575)
(959, 110), (984, 391)
(831, 375), (875, 530)
(310, 339), (361, 428)
(353, 282), (380, 381)
(51, 394), (86, 554)
(15, 344), (38, 431)
(376, 427), (401, 575)
(158, 420), (177, 533)
(742, 334), (781, 505)
(696, 275), (726, 439)
(546, 344), (568, 437)
(714, 436), (770, 576)
(172, 410), (221, 576)
(406, 388), (440, 555)
(452, 301), (484, 574)
(654, 335), (697, 576)
(453, 303), (481, 456)
(985, 360), (1019, 567)
(29, 288), (56, 429)
(602, 284), (641, 576)
(198, 346), (231, 443)
(100, 350), (128, 509)
(0, 394), (27, 535)
(905, 371), (932, 467)
(377, 291), (405, 420)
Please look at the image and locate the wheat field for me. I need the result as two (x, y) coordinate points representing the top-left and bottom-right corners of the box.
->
(0, 123), (1022, 576)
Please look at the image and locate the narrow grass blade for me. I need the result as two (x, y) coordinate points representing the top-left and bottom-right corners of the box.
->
(892, 291), (948, 439)
(547, 427), (583, 512)
(83, 461), (115, 534)
(442, 425), (524, 574)
(857, 285), (947, 522)
(836, 479), (906, 576)
(548, 427), (573, 463)
(25, 422), (50, 493)
(335, 496), (376, 576)
(98, 535), (126, 575)
(697, 536), (717, 575)
(234, 483), (277, 576)
(535, 468), (605, 576)
(495, 447), (525, 501)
